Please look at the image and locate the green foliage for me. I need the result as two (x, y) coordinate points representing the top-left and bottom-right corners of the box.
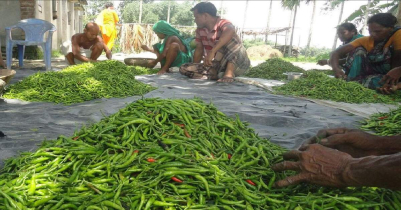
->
(121, 1), (195, 26)
(24, 46), (43, 60)
(282, 56), (319, 63)
(343, 0), (398, 27)
(281, 47), (331, 63)
(300, 47), (331, 57)
(52, 50), (62, 58)
(170, 2), (195, 26)
(244, 58), (305, 80)
(2, 60), (156, 104)
(243, 38), (274, 49)
(361, 107), (401, 136)
(274, 71), (401, 104)
(83, 0), (109, 24)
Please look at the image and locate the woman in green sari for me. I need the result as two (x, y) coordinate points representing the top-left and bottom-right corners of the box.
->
(141, 21), (192, 75)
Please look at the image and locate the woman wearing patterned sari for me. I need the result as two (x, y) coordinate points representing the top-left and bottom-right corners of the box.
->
(330, 13), (401, 94)
(317, 23), (363, 68)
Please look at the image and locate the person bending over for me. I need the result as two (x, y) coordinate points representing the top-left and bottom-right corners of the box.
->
(141, 20), (192, 75)
(61, 22), (112, 65)
(179, 2), (250, 83)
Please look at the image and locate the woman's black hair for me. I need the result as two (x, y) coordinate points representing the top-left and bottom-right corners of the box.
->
(105, 2), (113, 9)
(338, 22), (358, 34)
(367, 13), (398, 28)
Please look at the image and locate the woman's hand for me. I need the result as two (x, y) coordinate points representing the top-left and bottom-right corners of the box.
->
(204, 50), (216, 66)
(380, 67), (401, 87)
(334, 69), (346, 79)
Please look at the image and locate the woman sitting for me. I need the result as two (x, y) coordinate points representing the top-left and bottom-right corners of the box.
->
(141, 21), (192, 75)
(330, 13), (401, 94)
(318, 23), (363, 69)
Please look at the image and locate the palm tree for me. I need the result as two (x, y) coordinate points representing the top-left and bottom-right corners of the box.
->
(265, 0), (273, 44)
(361, 0), (372, 34)
(167, 1), (171, 23)
(282, 0), (301, 57)
(242, 0), (249, 40)
(306, 0), (316, 50)
(331, 0), (345, 51)
(397, 1), (401, 26)
(139, 0), (143, 23)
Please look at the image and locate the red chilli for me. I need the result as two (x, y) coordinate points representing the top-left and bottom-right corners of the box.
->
(171, 177), (183, 183)
(246, 179), (256, 186)
(378, 116), (388, 120)
(72, 136), (79, 140)
(147, 158), (156, 163)
(227, 154), (232, 159)
(184, 128), (191, 138)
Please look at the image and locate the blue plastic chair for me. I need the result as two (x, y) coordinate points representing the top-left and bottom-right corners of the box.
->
(5, 19), (56, 70)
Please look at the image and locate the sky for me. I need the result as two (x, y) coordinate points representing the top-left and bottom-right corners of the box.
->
(212, 0), (371, 49)
(116, 0), (380, 49)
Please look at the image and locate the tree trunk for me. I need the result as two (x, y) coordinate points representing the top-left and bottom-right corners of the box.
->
(362, 0), (371, 34)
(242, 0), (249, 40)
(332, 1), (345, 51)
(167, 1), (171, 23)
(284, 8), (294, 55)
(397, 1), (401, 27)
(306, 0), (316, 50)
(220, 0), (224, 18)
(288, 6), (298, 57)
(265, 0), (273, 44)
(139, 0), (143, 24)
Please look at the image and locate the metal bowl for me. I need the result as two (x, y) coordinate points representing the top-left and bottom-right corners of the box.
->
(0, 69), (16, 85)
(286, 72), (303, 81)
(124, 58), (155, 67)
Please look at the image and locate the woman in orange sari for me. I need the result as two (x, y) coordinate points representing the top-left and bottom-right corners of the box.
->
(96, 2), (119, 50)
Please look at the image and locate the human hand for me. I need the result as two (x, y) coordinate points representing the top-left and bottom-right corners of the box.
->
(204, 51), (216, 66)
(300, 128), (385, 158)
(141, 45), (150, 51)
(334, 69), (346, 79)
(380, 67), (401, 87)
(106, 50), (112, 60)
(377, 84), (399, 95)
(317, 60), (328, 66)
(272, 144), (353, 188)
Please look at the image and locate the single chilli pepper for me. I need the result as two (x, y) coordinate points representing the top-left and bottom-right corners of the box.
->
(147, 158), (156, 163)
(171, 177), (183, 183)
(184, 128), (191, 138)
(246, 179), (256, 186)
(378, 116), (388, 120)
(72, 136), (79, 140)
(227, 154), (232, 159)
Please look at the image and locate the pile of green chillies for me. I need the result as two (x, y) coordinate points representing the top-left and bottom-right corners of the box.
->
(244, 58), (305, 80)
(274, 71), (401, 104)
(0, 98), (399, 209)
(361, 106), (401, 136)
(1, 60), (156, 105)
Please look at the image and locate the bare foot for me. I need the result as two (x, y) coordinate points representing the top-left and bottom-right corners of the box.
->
(217, 76), (234, 83)
(157, 69), (169, 75)
(65, 53), (76, 65)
